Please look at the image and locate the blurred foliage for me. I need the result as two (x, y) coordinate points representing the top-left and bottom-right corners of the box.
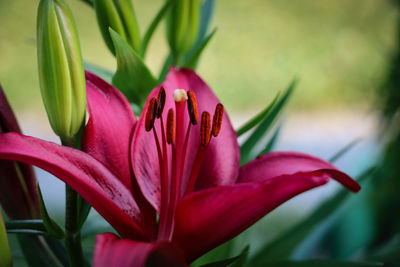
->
(0, 0), (397, 113)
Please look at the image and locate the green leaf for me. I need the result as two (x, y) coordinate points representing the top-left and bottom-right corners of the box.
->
(236, 93), (280, 137)
(200, 246), (250, 267)
(76, 195), (91, 230)
(110, 29), (158, 105)
(0, 212), (12, 267)
(183, 27), (217, 69)
(259, 123), (282, 155)
(158, 52), (173, 82)
(140, 0), (175, 58)
(197, 0), (215, 42)
(7, 229), (47, 235)
(329, 138), (361, 163)
(6, 219), (45, 232)
(80, 0), (93, 7)
(38, 185), (65, 239)
(84, 62), (114, 83)
(17, 234), (65, 267)
(249, 167), (376, 263)
(258, 260), (383, 267)
(240, 79), (297, 165)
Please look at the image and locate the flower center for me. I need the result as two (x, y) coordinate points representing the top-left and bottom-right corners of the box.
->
(144, 87), (224, 241)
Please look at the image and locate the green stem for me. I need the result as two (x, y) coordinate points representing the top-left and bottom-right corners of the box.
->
(61, 137), (84, 267)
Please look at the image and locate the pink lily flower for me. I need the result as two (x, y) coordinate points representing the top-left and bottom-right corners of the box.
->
(0, 85), (40, 219)
(0, 68), (360, 265)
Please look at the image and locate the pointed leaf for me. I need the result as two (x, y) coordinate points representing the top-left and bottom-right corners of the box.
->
(84, 62), (114, 83)
(249, 167), (374, 263)
(236, 92), (280, 137)
(197, 0), (215, 43)
(6, 219), (45, 232)
(259, 123), (282, 154)
(159, 53), (173, 82)
(37, 185), (65, 239)
(240, 79), (297, 164)
(183, 27), (217, 69)
(140, 0), (175, 57)
(200, 246), (249, 267)
(110, 29), (158, 105)
(329, 138), (361, 163)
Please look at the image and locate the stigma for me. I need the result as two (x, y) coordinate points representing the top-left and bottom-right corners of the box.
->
(173, 89), (188, 102)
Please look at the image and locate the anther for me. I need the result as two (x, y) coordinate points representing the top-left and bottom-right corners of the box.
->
(166, 109), (175, 144)
(200, 112), (211, 147)
(187, 90), (199, 125)
(145, 98), (157, 132)
(156, 87), (166, 118)
(212, 103), (224, 137)
(173, 89), (188, 102)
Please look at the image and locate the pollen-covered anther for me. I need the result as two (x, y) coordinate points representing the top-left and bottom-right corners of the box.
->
(166, 108), (175, 144)
(187, 90), (199, 125)
(212, 103), (224, 137)
(200, 112), (211, 147)
(145, 98), (157, 132)
(173, 89), (188, 103)
(156, 87), (166, 118)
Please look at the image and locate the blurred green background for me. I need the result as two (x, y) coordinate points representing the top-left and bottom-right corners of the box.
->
(0, 0), (397, 114)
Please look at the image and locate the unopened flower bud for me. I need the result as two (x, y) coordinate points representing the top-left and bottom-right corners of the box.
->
(94, 0), (141, 54)
(37, 0), (86, 139)
(167, 0), (201, 55)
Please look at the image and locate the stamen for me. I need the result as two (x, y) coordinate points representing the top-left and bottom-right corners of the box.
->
(145, 98), (157, 132)
(212, 103), (224, 137)
(200, 112), (211, 147)
(187, 90), (199, 125)
(173, 89), (188, 102)
(156, 87), (166, 118)
(166, 109), (175, 144)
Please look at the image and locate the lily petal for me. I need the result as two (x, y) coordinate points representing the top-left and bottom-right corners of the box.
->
(0, 86), (40, 219)
(166, 68), (240, 191)
(83, 72), (136, 191)
(173, 172), (331, 261)
(238, 151), (361, 192)
(94, 233), (186, 267)
(0, 133), (146, 240)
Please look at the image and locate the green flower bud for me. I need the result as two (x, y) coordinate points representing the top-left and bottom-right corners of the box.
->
(37, 0), (86, 140)
(0, 212), (12, 267)
(167, 0), (201, 55)
(94, 0), (141, 54)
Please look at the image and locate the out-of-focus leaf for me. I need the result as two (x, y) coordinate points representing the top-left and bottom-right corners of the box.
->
(329, 138), (361, 163)
(240, 79), (296, 165)
(84, 62), (113, 83)
(236, 93), (280, 137)
(249, 166), (375, 263)
(257, 260), (382, 267)
(8, 229), (47, 235)
(17, 234), (65, 267)
(140, 0), (174, 58)
(200, 246), (249, 267)
(197, 0), (215, 42)
(77, 196), (91, 230)
(6, 219), (45, 232)
(80, 0), (93, 7)
(110, 29), (157, 105)
(183, 27), (217, 69)
(0, 212), (12, 267)
(260, 123), (282, 155)
(158, 53), (173, 82)
(38, 185), (64, 239)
